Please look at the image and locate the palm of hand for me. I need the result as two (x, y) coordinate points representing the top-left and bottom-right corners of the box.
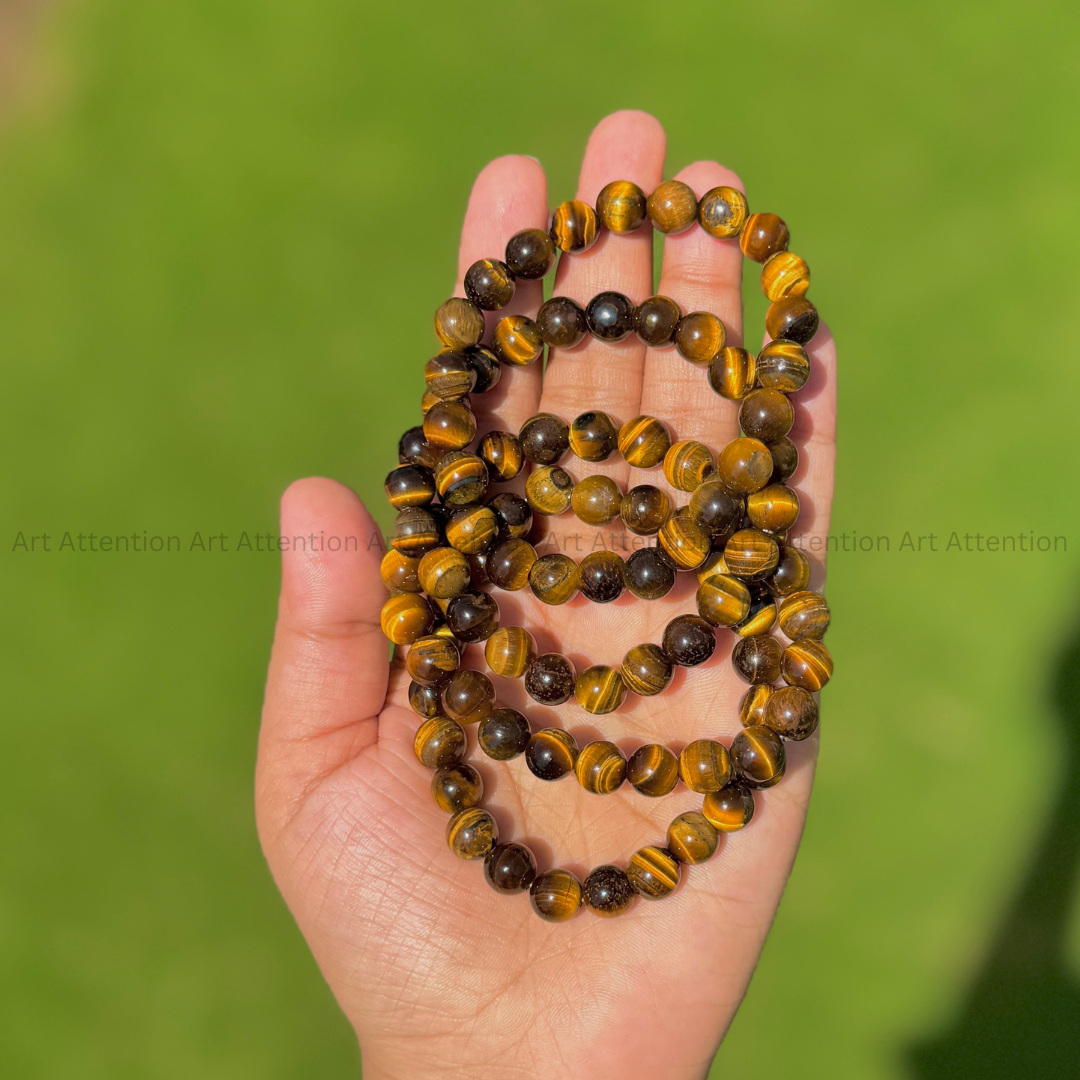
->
(257, 111), (837, 1080)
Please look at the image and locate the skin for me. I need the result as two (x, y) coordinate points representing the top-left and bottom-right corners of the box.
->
(256, 111), (838, 1080)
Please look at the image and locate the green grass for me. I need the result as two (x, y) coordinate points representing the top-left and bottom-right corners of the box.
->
(2, 0), (1080, 1075)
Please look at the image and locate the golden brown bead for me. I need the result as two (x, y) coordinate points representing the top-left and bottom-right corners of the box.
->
(702, 782), (756, 831)
(667, 811), (719, 864)
(488, 492), (532, 538)
(380, 549), (421, 593)
(484, 626), (536, 679)
(445, 505), (498, 554)
(757, 340), (811, 393)
(596, 179), (648, 233)
(781, 639), (833, 691)
(740, 388), (795, 443)
(628, 845), (681, 899)
(764, 685), (819, 740)
(717, 437), (773, 495)
(626, 743), (679, 797)
(634, 295), (681, 346)
(441, 669), (495, 725)
(731, 726), (786, 788)
(725, 529), (780, 579)
(739, 212), (789, 263)
(485, 537), (537, 591)
(405, 634), (460, 686)
(530, 869), (583, 922)
(709, 346), (757, 400)
(618, 414), (671, 468)
(446, 807), (499, 860)
(434, 297), (485, 349)
(583, 865), (636, 917)
(464, 258), (516, 310)
(519, 412), (569, 465)
(380, 593), (434, 645)
(417, 547), (471, 600)
(484, 842), (536, 893)
(777, 591), (830, 640)
(697, 185), (748, 238)
(524, 653), (576, 705)
(525, 727), (579, 780)
(578, 550), (625, 603)
(528, 553), (580, 605)
(423, 400), (477, 451)
(674, 311), (726, 364)
(621, 484), (672, 536)
(575, 667), (627, 716)
(536, 295), (588, 349)
(444, 590), (499, 642)
(424, 351), (476, 401)
(550, 200), (599, 253)
(493, 314), (543, 366)
(732, 635), (783, 684)
(624, 547), (676, 600)
(621, 643), (674, 697)
(663, 440), (714, 491)
(413, 716), (467, 769)
(696, 573), (752, 627)
(747, 484), (800, 534)
(384, 464), (437, 509)
(505, 228), (556, 280)
(739, 684), (774, 728)
(678, 739), (733, 793)
(421, 389), (440, 415)
(647, 180), (698, 234)
(478, 431), (524, 482)
(569, 410), (619, 462)
(434, 451), (488, 507)
(478, 707), (531, 760)
(659, 507), (711, 570)
(662, 614), (716, 667)
(761, 250), (810, 301)
(766, 544), (812, 597)
(525, 465), (574, 515)
(768, 437), (799, 483)
(734, 593), (778, 637)
(765, 296), (819, 345)
(392, 506), (442, 556)
(571, 474), (622, 526)
(431, 762), (484, 813)
(575, 740), (627, 793)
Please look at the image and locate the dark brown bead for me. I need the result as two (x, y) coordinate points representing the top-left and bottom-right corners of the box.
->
(441, 669), (495, 725)
(409, 680), (445, 720)
(739, 212), (789, 263)
(485, 537), (537, 591)
(398, 425), (441, 471)
(662, 614), (716, 667)
(767, 544), (812, 597)
(689, 480), (743, 539)
(478, 430), (524, 483)
(731, 726), (786, 788)
(380, 593), (435, 645)
(524, 652), (576, 706)
(434, 451), (488, 507)
(525, 465), (574, 516)
(493, 314), (544, 367)
(732, 635), (783, 684)
(586, 291), (636, 342)
(405, 634), (460, 686)
(628, 846), (680, 899)
(666, 811), (719, 864)
(739, 684), (774, 728)
(634, 294), (681, 346)
(781, 639), (833, 691)
(621, 484), (672, 536)
(583, 864), (635, 917)
(478, 707), (532, 760)
(571, 474), (622, 526)
(414, 716), (466, 769)
(764, 685), (819, 740)
(674, 311), (726, 364)
(489, 492), (532, 539)
(626, 743), (679, 796)
(717, 437), (774, 495)
(658, 507), (711, 570)
(740, 389), (794, 443)
(434, 297), (485, 349)
(505, 228), (556, 280)
(778, 591), (830, 639)
(575, 667), (627, 716)
(595, 179), (647, 233)
(575, 740), (627, 792)
(618, 415), (671, 468)
(525, 727), (579, 780)
(519, 413), (569, 465)
(380, 549), (421, 593)
(766, 296), (819, 345)
(484, 842), (536, 893)
(550, 200), (598, 254)
(536, 295), (588, 349)
(424, 351), (476, 401)
(697, 185), (748, 238)
(578, 550), (625, 603)
(530, 869), (583, 922)
(734, 592), (778, 637)
(768, 437), (800, 483)
(431, 762), (483, 813)
(423, 400), (477, 451)
(417, 546), (471, 600)
(464, 258), (515, 310)
(484, 626), (536, 679)
(647, 180), (698, 234)
(444, 590), (499, 642)
(445, 505), (499, 554)
(568, 410), (618, 462)
(747, 484), (800, 534)
(709, 346), (757, 401)
(663, 440), (714, 491)
(678, 739), (733, 793)
(624, 547), (676, 600)
(392, 506), (442, 556)
(696, 573), (752, 628)
(446, 807), (499, 860)
(528, 553), (580, 605)
(724, 529), (780, 579)
(702, 782), (756, 831)
(757, 340), (810, 393)
(464, 345), (502, 394)
(621, 643), (674, 697)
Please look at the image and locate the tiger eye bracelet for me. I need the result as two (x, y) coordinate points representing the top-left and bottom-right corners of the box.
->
(381, 177), (832, 921)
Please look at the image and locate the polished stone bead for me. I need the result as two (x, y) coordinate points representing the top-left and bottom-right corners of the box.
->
(634, 294), (681, 346)
(659, 507), (711, 570)
(674, 311), (726, 364)
(747, 484), (800, 534)
(647, 180), (698, 234)
(764, 684), (819, 740)
(417, 547), (471, 600)
(484, 626), (536, 679)
(703, 782), (756, 831)
(624, 547), (676, 600)
(697, 185), (749, 238)
(578, 550), (625, 603)
(626, 743), (679, 796)
(446, 806), (499, 860)
(732, 635), (783, 684)
(466, 552), (491, 588)
(740, 389), (795, 443)
(621, 643), (674, 697)
(628, 846), (681, 899)
(731, 726), (786, 787)
(530, 869), (583, 922)
(586, 290), (636, 341)
(441, 669), (495, 725)
(525, 465), (574, 515)
(662, 614), (716, 667)
(716, 437), (774, 494)
(528, 553), (580, 605)
(761, 250), (810, 302)
(525, 727), (579, 780)
(505, 227), (556, 280)
(445, 505), (499, 554)
(380, 549), (421, 593)
(478, 707), (532, 760)
(485, 537), (537, 591)
(465, 344), (502, 394)
(569, 410), (619, 462)
(444, 590), (499, 642)
(409, 679), (445, 720)
(739, 212), (789, 263)
(384, 464), (436, 510)
(739, 683), (774, 728)
(434, 451), (488, 507)
(423, 400), (477, 450)
(688, 480), (743, 540)
(519, 413), (569, 465)
(493, 314), (544, 366)
(536, 295), (588, 349)
(571, 474), (622, 526)
(781, 639), (833, 691)
(550, 200), (599, 253)
(434, 297), (485, 349)
(696, 573), (752, 627)
(583, 864), (635, 917)
(618, 414), (671, 468)
(478, 430), (524, 482)
(596, 179), (648, 233)
(733, 591), (778, 637)
(678, 739), (733, 793)
(757, 340), (810, 393)
(484, 842), (536, 893)
(666, 811), (719, 864)
(413, 716), (467, 769)
(663, 440), (714, 491)
(766, 544), (812, 597)
(766, 296), (819, 345)
(778, 591), (830, 639)
(575, 668), (627, 716)
(768, 437), (799, 484)
(709, 346), (757, 400)
(421, 389), (440, 415)
(489, 492), (533, 539)
(575, 739), (627, 792)
(524, 653), (577, 705)
(464, 258), (516, 310)
(398, 425), (443, 471)
(405, 634), (460, 686)
(380, 593), (434, 645)
(725, 529), (780, 579)
(431, 762), (483, 813)
(621, 484), (672, 536)
(424, 350), (477, 401)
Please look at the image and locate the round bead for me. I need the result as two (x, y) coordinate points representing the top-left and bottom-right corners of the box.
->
(781, 639), (833, 691)
(764, 685), (819, 740)
(409, 680), (444, 720)
(536, 295), (588, 349)
(464, 258), (516, 310)
(434, 297), (484, 349)
(380, 593), (434, 645)
(519, 413), (569, 465)
(444, 590), (499, 642)
(420, 389), (440, 414)
(624, 547), (676, 600)
(703, 783), (756, 831)
(478, 431), (524, 482)
(445, 505), (498, 554)
(778, 591), (831, 639)
(484, 842), (536, 893)
(709, 346), (757, 400)
(662, 614), (716, 667)
(464, 345), (502, 394)
(398, 425), (442, 471)
(628, 846), (681, 899)
(525, 465), (574, 516)
(380, 549), (421, 593)
(405, 634), (460, 686)
(484, 626), (536, 679)
(621, 643), (674, 697)
(739, 684), (774, 728)
(528, 553), (580, 605)
(740, 389), (794, 443)
(621, 485), (672, 535)
(524, 653), (576, 705)
(747, 484), (800, 534)
(739, 213), (789, 263)
(424, 351), (476, 401)
(575, 740), (627, 792)
(392, 506), (442, 556)
(696, 574), (752, 627)
(663, 440), (714, 491)
(769, 437), (799, 483)
(431, 762), (483, 814)
(596, 179), (647, 233)
(674, 311), (726, 364)
(485, 537), (537, 591)
(731, 726), (786, 788)
(734, 592), (778, 637)
(724, 531), (778, 579)
(583, 864), (635, 917)
(417, 547), (471, 600)
(530, 869), (583, 922)
(550, 200), (598, 253)
(578, 550), (625, 603)
(446, 807), (498, 860)
(658, 507), (711, 570)
(423, 401), (477, 451)
(667, 811), (719, 864)
(732, 635), (784, 684)
(697, 185), (748, 238)
(766, 296), (819, 345)
(767, 544), (812, 597)
(505, 228), (556, 280)
(618, 415), (671, 468)
(688, 480), (743, 539)
(761, 250), (810, 302)
(626, 743), (679, 796)
(634, 294), (681, 346)
(575, 667), (627, 716)
(525, 727), (579, 780)
(572, 474), (622, 526)
(488, 492), (532, 539)
(717, 437), (774, 494)
(478, 707), (532, 760)
(586, 291), (636, 342)
(647, 180), (697, 234)
(441, 669), (495, 725)
(678, 739), (733, 793)
(757, 340), (810, 393)
(569, 410), (619, 462)
(493, 314), (543, 366)
(384, 464), (436, 509)
(434, 451), (488, 507)
(413, 716), (467, 769)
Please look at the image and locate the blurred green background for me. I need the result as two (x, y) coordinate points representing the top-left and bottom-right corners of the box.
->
(2, 0), (1080, 1076)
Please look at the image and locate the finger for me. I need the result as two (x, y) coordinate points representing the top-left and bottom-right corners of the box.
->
(453, 155), (548, 436)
